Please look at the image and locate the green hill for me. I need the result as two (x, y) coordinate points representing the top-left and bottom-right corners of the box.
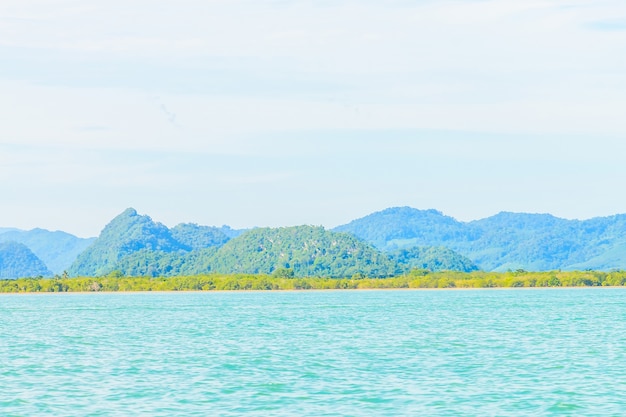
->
(207, 226), (398, 277)
(170, 223), (230, 250)
(68, 208), (186, 277)
(389, 246), (479, 273)
(218, 225), (246, 239)
(334, 207), (626, 271)
(66, 206), (626, 276)
(0, 229), (95, 274)
(111, 247), (219, 277)
(111, 226), (399, 278)
(68, 209), (241, 277)
(334, 207), (469, 250)
(0, 241), (52, 278)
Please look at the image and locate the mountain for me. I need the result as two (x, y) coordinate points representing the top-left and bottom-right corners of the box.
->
(68, 208), (187, 277)
(69, 209), (411, 278)
(218, 225), (247, 239)
(333, 207), (470, 250)
(0, 229), (95, 275)
(44, 205), (626, 276)
(68, 209), (244, 277)
(111, 226), (399, 278)
(458, 212), (582, 271)
(0, 241), (52, 278)
(170, 223), (230, 250)
(389, 246), (479, 273)
(206, 226), (398, 277)
(104, 231), (479, 278)
(112, 248), (210, 278)
(335, 207), (626, 271)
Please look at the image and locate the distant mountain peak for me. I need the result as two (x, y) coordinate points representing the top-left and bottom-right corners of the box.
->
(0, 241), (52, 278)
(120, 207), (138, 217)
(68, 208), (242, 277)
(0, 229), (94, 275)
(68, 208), (184, 277)
(333, 206), (465, 250)
(491, 211), (557, 219)
(380, 206), (443, 216)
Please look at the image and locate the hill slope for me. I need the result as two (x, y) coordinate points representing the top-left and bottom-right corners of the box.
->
(0, 229), (95, 274)
(335, 207), (626, 271)
(55, 206), (626, 275)
(111, 230), (477, 278)
(170, 223), (230, 250)
(111, 226), (400, 278)
(0, 241), (52, 278)
(68, 208), (186, 276)
(334, 207), (469, 250)
(389, 246), (479, 272)
(207, 226), (398, 277)
(68, 209), (243, 277)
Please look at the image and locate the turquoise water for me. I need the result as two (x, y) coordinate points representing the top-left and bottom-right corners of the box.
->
(2, 289), (626, 416)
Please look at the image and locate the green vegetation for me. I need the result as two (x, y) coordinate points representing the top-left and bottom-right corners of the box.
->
(111, 226), (400, 278)
(334, 207), (626, 271)
(68, 208), (247, 277)
(206, 225), (398, 277)
(65, 209), (477, 278)
(9, 206), (626, 278)
(334, 207), (465, 250)
(113, 247), (219, 277)
(1, 270), (625, 293)
(0, 228), (94, 275)
(68, 208), (190, 276)
(170, 223), (230, 250)
(0, 241), (51, 278)
(389, 246), (478, 272)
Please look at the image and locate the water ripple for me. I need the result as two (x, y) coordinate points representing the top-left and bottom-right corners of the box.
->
(1, 289), (626, 416)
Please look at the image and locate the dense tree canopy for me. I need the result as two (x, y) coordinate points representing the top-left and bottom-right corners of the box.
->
(0, 229), (94, 275)
(3, 206), (622, 279)
(64, 211), (479, 278)
(206, 225), (398, 277)
(0, 241), (51, 278)
(1, 270), (625, 293)
(170, 223), (230, 250)
(389, 246), (479, 273)
(334, 207), (626, 271)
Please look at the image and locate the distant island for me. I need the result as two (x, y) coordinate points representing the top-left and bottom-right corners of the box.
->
(3, 206), (626, 281)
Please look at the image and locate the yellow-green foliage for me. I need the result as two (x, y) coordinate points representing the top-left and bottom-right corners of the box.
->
(1, 270), (626, 293)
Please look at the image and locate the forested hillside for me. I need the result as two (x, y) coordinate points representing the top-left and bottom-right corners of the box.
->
(63, 209), (475, 278)
(388, 246), (478, 272)
(335, 207), (626, 271)
(67, 209), (251, 277)
(0, 229), (95, 274)
(206, 226), (397, 277)
(0, 241), (51, 278)
(68, 208), (187, 276)
(334, 207), (468, 250)
(6, 205), (626, 278)
(170, 223), (230, 250)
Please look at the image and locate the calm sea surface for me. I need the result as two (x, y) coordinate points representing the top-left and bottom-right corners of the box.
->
(2, 289), (626, 416)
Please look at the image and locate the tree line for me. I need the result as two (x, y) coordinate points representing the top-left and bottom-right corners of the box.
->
(1, 269), (625, 293)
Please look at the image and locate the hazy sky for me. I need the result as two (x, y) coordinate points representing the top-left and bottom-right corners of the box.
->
(2, 0), (626, 237)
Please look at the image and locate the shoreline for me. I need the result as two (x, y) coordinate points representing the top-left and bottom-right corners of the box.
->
(2, 271), (623, 293)
(1, 286), (625, 295)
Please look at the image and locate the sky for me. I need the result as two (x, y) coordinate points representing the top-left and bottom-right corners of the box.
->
(2, 0), (626, 237)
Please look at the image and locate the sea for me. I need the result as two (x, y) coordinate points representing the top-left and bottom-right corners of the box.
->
(1, 288), (626, 416)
